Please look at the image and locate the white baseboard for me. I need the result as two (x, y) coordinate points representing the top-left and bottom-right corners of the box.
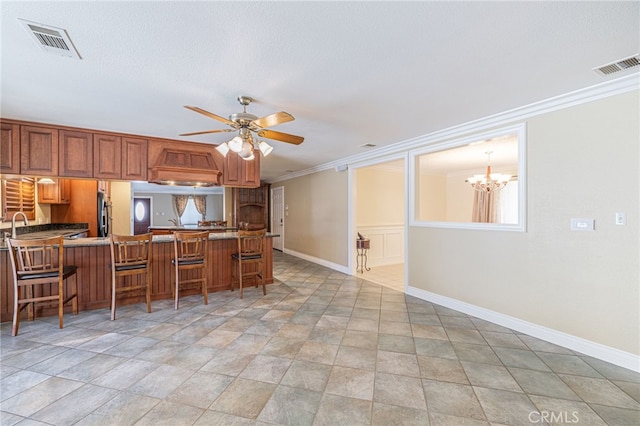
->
(406, 286), (640, 373)
(283, 248), (351, 275)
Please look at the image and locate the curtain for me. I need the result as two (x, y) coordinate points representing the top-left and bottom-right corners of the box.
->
(471, 190), (500, 223)
(193, 195), (207, 218)
(173, 195), (189, 223)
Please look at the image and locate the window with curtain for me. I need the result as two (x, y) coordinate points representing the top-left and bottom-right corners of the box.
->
(180, 198), (202, 225)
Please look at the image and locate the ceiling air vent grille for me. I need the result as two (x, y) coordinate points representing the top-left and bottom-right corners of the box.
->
(594, 54), (639, 76)
(18, 18), (81, 59)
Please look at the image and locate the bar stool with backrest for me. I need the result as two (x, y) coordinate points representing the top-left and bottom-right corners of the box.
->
(172, 230), (209, 309)
(231, 229), (267, 299)
(7, 236), (78, 336)
(109, 233), (152, 320)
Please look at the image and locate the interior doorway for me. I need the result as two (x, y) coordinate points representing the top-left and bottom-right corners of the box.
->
(271, 186), (284, 251)
(352, 158), (406, 292)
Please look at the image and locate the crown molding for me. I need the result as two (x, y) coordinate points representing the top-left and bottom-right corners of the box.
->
(268, 72), (639, 183)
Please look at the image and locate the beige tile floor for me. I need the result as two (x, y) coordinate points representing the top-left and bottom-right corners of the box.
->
(1, 251), (639, 425)
(358, 263), (404, 292)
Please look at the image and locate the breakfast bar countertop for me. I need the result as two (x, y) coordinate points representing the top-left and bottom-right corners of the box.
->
(1, 231), (278, 250)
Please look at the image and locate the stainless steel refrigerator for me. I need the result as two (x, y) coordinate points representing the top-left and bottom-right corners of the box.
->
(97, 191), (111, 237)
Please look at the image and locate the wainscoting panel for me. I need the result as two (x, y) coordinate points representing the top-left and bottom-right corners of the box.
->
(357, 225), (404, 267)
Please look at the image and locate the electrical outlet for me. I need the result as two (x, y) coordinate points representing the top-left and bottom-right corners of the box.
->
(615, 212), (626, 225)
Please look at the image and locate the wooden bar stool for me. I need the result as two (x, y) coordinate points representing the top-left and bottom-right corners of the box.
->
(172, 230), (209, 309)
(109, 233), (152, 320)
(231, 229), (266, 299)
(7, 236), (78, 336)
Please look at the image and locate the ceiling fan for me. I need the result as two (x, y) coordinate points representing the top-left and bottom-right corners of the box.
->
(180, 95), (304, 160)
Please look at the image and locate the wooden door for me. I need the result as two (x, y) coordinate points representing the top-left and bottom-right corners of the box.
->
(271, 186), (284, 251)
(0, 122), (20, 174)
(94, 134), (122, 179)
(20, 125), (58, 176)
(59, 130), (93, 177)
(133, 197), (151, 235)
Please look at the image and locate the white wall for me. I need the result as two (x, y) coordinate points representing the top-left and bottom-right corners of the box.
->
(272, 168), (349, 268)
(276, 89), (639, 369)
(110, 181), (131, 235)
(408, 90), (639, 357)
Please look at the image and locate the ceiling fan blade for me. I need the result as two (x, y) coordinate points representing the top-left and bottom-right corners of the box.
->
(179, 129), (234, 136)
(184, 105), (237, 127)
(257, 129), (304, 145)
(250, 111), (294, 129)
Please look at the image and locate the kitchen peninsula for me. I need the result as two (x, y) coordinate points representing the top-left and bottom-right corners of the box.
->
(0, 231), (275, 323)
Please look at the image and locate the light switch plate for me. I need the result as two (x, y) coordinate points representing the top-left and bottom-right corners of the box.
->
(570, 218), (595, 231)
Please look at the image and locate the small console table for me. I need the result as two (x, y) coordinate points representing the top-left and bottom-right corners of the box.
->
(356, 238), (371, 273)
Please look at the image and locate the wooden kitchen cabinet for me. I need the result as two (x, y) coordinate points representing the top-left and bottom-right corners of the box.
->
(37, 178), (71, 204)
(20, 125), (58, 176)
(234, 183), (269, 230)
(0, 122), (20, 174)
(222, 151), (260, 187)
(59, 130), (93, 177)
(93, 133), (122, 179)
(122, 137), (148, 180)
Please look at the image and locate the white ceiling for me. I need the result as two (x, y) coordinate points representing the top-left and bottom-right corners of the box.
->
(1, 1), (638, 181)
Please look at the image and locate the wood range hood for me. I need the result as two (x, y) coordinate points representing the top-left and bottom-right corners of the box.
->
(148, 147), (222, 187)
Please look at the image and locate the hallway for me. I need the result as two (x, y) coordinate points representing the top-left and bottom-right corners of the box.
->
(1, 251), (638, 425)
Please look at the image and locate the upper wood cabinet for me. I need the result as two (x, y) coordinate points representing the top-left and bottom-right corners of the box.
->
(20, 125), (58, 176)
(221, 151), (260, 188)
(0, 122), (20, 174)
(37, 178), (71, 204)
(59, 130), (93, 178)
(94, 134), (122, 179)
(122, 137), (147, 180)
(1, 118), (259, 187)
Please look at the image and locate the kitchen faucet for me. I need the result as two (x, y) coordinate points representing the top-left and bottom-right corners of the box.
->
(11, 211), (29, 239)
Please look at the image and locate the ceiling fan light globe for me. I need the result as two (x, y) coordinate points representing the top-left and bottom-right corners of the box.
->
(238, 140), (254, 159)
(258, 141), (273, 157)
(241, 152), (255, 161)
(228, 136), (243, 152)
(215, 142), (230, 157)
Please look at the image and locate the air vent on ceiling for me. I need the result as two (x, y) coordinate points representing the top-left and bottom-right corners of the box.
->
(593, 54), (639, 76)
(360, 143), (377, 148)
(18, 18), (81, 59)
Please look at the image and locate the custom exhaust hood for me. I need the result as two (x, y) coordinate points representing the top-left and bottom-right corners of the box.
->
(148, 147), (221, 187)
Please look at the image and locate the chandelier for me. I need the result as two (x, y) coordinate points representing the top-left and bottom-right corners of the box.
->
(466, 151), (511, 192)
(215, 128), (273, 161)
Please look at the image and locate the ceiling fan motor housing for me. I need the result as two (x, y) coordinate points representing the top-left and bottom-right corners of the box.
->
(229, 112), (258, 127)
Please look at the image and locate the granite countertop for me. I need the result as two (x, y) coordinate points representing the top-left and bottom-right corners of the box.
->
(149, 225), (237, 231)
(0, 223), (89, 241)
(1, 231), (279, 250)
